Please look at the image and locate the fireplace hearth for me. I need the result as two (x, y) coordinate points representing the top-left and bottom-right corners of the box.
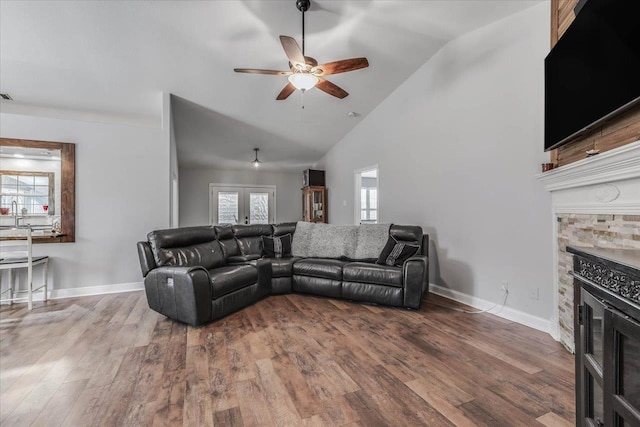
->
(537, 140), (640, 351)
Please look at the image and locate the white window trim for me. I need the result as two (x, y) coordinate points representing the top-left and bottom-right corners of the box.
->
(354, 165), (379, 225)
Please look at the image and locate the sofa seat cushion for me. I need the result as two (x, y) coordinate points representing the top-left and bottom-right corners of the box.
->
(292, 258), (347, 280)
(343, 262), (403, 288)
(209, 265), (257, 299)
(267, 256), (302, 278)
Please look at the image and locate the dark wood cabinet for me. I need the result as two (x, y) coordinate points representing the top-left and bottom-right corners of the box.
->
(569, 247), (640, 427)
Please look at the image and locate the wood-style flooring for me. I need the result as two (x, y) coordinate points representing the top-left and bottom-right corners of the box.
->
(0, 291), (575, 426)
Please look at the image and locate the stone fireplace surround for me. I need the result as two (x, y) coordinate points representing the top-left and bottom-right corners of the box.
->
(537, 140), (640, 352)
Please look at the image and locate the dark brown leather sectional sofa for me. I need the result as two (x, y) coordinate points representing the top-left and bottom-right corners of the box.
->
(137, 223), (428, 326)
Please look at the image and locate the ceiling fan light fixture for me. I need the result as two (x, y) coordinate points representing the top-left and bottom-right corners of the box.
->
(233, 0), (368, 101)
(288, 73), (318, 91)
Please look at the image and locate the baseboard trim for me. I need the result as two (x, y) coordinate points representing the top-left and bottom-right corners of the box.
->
(42, 282), (144, 300)
(429, 283), (553, 337)
(22, 281), (554, 336)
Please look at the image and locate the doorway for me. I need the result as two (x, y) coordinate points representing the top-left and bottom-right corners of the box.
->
(354, 166), (378, 224)
(209, 184), (276, 225)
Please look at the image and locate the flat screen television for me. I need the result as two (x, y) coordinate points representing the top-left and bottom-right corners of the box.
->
(544, 0), (640, 151)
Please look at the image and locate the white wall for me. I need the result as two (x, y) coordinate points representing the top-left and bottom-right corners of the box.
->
(179, 167), (302, 226)
(317, 4), (554, 325)
(0, 111), (169, 291)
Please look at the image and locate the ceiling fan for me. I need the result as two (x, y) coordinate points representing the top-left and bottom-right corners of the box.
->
(234, 0), (369, 100)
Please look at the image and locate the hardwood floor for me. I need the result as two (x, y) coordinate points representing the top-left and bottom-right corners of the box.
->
(0, 292), (575, 426)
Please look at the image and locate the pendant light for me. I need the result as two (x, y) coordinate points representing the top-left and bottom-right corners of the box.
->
(252, 148), (262, 168)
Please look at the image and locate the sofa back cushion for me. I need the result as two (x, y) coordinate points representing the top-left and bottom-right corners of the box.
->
(291, 222), (390, 261)
(292, 222), (357, 259)
(148, 226), (226, 269)
(389, 225), (423, 243)
(215, 225), (240, 258)
(354, 224), (392, 261)
(232, 224), (273, 256)
(384, 225), (424, 261)
(273, 222), (297, 237)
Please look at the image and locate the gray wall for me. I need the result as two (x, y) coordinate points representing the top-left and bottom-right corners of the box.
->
(317, 4), (554, 324)
(179, 167), (302, 226)
(0, 110), (169, 291)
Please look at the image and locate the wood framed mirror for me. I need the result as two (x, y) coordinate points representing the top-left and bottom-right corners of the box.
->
(0, 138), (75, 243)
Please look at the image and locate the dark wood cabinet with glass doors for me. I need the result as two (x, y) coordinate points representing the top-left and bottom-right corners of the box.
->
(569, 247), (640, 427)
(302, 186), (326, 223)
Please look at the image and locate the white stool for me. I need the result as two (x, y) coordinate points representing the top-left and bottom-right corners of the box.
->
(0, 227), (49, 310)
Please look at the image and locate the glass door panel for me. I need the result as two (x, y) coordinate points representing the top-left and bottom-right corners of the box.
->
(606, 307), (640, 426)
(580, 290), (607, 427)
(248, 192), (269, 224)
(312, 189), (323, 221)
(244, 187), (273, 224)
(591, 375), (604, 425)
(620, 333), (640, 409)
(583, 291), (606, 370)
(218, 192), (240, 224)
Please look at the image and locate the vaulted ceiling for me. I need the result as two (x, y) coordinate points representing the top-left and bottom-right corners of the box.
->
(0, 1), (540, 170)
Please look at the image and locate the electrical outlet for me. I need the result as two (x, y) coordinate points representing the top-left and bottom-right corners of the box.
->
(529, 287), (539, 300)
(501, 281), (509, 294)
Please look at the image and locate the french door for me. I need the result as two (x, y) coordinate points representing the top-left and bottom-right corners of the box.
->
(210, 184), (275, 225)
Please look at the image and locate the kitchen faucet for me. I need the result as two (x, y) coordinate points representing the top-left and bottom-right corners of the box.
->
(11, 200), (22, 227)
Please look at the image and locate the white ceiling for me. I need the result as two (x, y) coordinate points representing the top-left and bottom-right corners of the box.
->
(0, 0), (539, 171)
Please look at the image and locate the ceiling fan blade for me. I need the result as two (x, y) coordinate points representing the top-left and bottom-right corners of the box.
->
(279, 35), (305, 67)
(312, 57), (369, 76)
(316, 78), (348, 99)
(234, 68), (291, 75)
(276, 82), (296, 100)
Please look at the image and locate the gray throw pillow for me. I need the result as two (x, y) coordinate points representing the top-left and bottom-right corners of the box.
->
(262, 234), (292, 258)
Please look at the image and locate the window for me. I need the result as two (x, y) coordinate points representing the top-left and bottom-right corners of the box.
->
(1, 171), (55, 215)
(355, 167), (378, 224)
(360, 187), (377, 221)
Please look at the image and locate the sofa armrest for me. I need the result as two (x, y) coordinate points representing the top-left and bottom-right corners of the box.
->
(403, 255), (428, 309)
(227, 254), (261, 265)
(253, 258), (273, 297)
(144, 266), (212, 326)
(137, 241), (156, 277)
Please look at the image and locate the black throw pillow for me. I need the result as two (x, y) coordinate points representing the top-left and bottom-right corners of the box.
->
(262, 233), (292, 258)
(376, 236), (420, 267)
